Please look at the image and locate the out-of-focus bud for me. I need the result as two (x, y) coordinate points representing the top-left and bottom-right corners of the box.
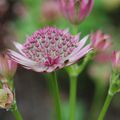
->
(59, 0), (94, 24)
(0, 83), (13, 109)
(40, 1), (61, 22)
(111, 51), (120, 72)
(90, 30), (112, 52)
(88, 63), (110, 85)
(13, 2), (27, 18)
(0, 0), (9, 17)
(0, 54), (17, 79)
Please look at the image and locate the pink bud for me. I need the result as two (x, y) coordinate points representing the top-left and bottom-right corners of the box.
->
(112, 51), (120, 71)
(40, 1), (61, 22)
(0, 53), (17, 79)
(90, 30), (112, 52)
(59, 0), (94, 24)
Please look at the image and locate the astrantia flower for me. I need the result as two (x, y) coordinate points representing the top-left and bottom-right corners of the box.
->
(111, 51), (120, 72)
(0, 54), (17, 79)
(8, 27), (92, 73)
(59, 0), (94, 24)
(90, 30), (112, 52)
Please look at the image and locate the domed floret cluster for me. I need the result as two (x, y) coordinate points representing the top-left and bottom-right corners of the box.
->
(8, 27), (92, 73)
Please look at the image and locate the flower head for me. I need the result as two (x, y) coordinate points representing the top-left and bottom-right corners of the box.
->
(0, 53), (17, 79)
(59, 0), (94, 24)
(111, 51), (120, 72)
(90, 30), (112, 52)
(8, 27), (92, 73)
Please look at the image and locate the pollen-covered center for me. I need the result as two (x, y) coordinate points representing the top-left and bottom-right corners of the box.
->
(22, 27), (77, 66)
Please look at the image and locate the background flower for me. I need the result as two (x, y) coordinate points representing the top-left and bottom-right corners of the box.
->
(0, 53), (17, 79)
(90, 30), (112, 52)
(112, 51), (120, 72)
(59, 0), (94, 24)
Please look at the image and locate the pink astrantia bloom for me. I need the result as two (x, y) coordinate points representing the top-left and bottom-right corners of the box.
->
(8, 27), (92, 73)
(59, 0), (94, 24)
(111, 51), (120, 71)
(90, 30), (112, 52)
(0, 54), (17, 79)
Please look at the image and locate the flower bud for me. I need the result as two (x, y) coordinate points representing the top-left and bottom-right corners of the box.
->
(90, 30), (112, 52)
(0, 0), (9, 17)
(0, 84), (13, 109)
(112, 51), (120, 72)
(59, 0), (94, 24)
(41, 1), (61, 22)
(0, 54), (17, 79)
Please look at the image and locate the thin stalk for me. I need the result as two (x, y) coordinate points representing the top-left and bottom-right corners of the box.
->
(69, 76), (77, 120)
(9, 79), (23, 120)
(98, 94), (113, 120)
(11, 107), (23, 120)
(51, 72), (62, 120)
(73, 25), (79, 34)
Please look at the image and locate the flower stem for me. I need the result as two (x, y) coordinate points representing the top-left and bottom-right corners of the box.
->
(51, 72), (62, 120)
(69, 76), (77, 120)
(12, 109), (23, 120)
(98, 93), (113, 120)
(9, 79), (23, 120)
(11, 103), (23, 120)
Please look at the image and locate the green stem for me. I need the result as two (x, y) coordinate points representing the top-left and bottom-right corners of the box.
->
(68, 25), (78, 120)
(11, 105), (23, 120)
(98, 93), (113, 120)
(69, 76), (77, 120)
(73, 25), (79, 34)
(51, 72), (62, 120)
(9, 79), (23, 120)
